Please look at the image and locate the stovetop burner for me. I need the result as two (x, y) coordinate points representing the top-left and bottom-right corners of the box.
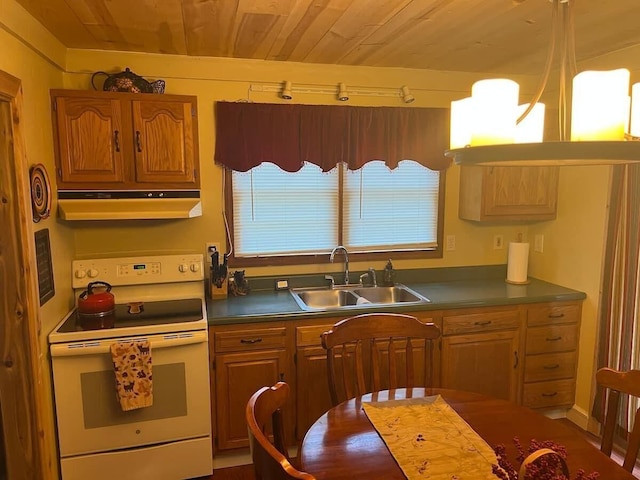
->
(56, 298), (204, 333)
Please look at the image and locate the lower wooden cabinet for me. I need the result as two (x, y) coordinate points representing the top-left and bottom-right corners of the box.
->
(295, 322), (336, 439)
(521, 302), (582, 409)
(441, 306), (522, 402)
(209, 324), (293, 451)
(208, 300), (582, 452)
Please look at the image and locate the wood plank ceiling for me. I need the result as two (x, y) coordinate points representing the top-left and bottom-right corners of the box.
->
(13, 0), (640, 75)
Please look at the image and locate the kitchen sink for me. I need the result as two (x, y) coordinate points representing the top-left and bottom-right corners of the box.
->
(352, 286), (426, 304)
(290, 284), (430, 311)
(293, 288), (360, 309)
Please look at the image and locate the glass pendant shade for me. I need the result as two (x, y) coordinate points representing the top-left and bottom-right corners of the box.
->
(470, 79), (519, 146)
(515, 103), (545, 143)
(631, 83), (640, 137)
(450, 97), (474, 149)
(570, 68), (630, 141)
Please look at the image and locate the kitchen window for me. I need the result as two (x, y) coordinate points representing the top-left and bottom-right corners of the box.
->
(214, 101), (450, 266)
(226, 159), (444, 266)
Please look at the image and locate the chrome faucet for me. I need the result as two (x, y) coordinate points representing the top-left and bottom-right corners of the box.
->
(329, 246), (349, 285)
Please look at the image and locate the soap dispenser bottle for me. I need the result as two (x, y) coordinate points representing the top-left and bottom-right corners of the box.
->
(383, 259), (395, 286)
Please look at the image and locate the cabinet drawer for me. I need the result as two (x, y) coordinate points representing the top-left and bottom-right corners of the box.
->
(526, 324), (578, 354)
(524, 351), (577, 383)
(522, 379), (575, 408)
(214, 327), (286, 353)
(528, 303), (580, 327)
(443, 309), (519, 335)
(296, 324), (335, 347)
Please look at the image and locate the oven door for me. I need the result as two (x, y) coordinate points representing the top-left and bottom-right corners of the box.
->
(50, 330), (211, 456)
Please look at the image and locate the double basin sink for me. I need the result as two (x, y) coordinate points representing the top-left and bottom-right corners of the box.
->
(290, 284), (430, 311)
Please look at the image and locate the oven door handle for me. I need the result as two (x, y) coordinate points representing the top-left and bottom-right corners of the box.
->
(50, 330), (208, 357)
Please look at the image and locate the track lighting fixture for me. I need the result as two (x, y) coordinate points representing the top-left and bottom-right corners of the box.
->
(281, 81), (293, 100)
(401, 86), (415, 104)
(337, 83), (349, 101)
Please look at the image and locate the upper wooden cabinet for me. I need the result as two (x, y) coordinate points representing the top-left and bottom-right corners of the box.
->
(51, 90), (199, 190)
(459, 166), (559, 222)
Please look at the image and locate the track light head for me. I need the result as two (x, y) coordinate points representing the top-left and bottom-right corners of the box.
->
(281, 81), (293, 100)
(401, 85), (415, 104)
(338, 83), (349, 101)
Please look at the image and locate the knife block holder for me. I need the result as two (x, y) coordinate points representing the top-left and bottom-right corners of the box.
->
(208, 277), (228, 300)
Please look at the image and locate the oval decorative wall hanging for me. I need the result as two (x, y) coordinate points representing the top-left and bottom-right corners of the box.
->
(29, 163), (51, 222)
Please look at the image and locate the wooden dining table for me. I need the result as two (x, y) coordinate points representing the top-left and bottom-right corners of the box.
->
(299, 388), (634, 479)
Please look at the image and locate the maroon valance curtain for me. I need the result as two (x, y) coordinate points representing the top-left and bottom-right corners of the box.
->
(214, 101), (451, 172)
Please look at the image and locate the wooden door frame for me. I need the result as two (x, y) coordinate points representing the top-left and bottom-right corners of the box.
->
(0, 70), (53, 479)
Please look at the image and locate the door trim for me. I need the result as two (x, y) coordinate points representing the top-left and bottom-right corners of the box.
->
(0, 69), (54, 479)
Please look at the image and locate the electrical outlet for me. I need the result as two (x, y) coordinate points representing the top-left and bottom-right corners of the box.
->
(534, 234), (544, 253)
(493, 235), (504, 250)
(446, 235), (456, 251)
(205, 242), (221, 259)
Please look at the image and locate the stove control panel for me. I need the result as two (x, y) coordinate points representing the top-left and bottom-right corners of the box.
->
(72, 254), (204, 288)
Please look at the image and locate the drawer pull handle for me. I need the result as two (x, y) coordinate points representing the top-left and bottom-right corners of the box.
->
(546, 336), (562, 341)
(114, 130), (120, 152)
(240, 337), (263, 344)
(474, 320), (492, 326)
(548, 313), (565, 319)
(542, 392), (558, 397)
(513, 351), (519, 369)
(543, 364), (560, 370)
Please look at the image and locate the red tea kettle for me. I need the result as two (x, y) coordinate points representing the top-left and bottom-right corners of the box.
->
(78, 281), (115, 317)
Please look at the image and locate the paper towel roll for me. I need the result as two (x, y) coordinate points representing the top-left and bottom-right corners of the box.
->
(506, 242), (530, 284)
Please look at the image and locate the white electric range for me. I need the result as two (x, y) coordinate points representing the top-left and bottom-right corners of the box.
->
(49, 254), (212, 480)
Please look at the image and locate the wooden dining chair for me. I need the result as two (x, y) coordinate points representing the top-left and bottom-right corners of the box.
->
(321, 312), (441, 406)
(246, 382), (317, 480)
(595, 367), (640, 472)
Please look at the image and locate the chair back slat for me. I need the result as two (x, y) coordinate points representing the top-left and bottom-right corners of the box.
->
(387, 338), (398, 389)
(370, 340), (381, 392)
(406, 338), (415, 387)
(321, 313), (441, 406)
(246, 382), (317, 480)
(354, 341), (366, 396)
(625, 408), (640, 471)
(595, 367), (640, 473)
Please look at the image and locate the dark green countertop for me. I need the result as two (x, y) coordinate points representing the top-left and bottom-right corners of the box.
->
(206, 265), (586, 326)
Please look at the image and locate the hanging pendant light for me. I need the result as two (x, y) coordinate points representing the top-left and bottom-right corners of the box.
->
(446, 0), (640, 166)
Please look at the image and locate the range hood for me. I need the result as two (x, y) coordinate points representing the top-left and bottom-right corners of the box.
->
(57, 191), (202, 221)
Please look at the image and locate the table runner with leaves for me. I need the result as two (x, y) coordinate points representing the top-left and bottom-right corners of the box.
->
(362, 395), (498, 479)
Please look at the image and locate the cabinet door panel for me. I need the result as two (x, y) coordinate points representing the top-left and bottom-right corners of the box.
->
(215, 349), (291, 450)
(484, 166), (558, 217)
(296, 347), (333, 440)
(132, 100), (197, 186)
(55, 97), (126, 185)
(441, 330), (520, 402)
(459, 165), (558, 221)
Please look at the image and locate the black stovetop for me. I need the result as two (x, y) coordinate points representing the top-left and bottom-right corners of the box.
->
(57, 297), (204, 333)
